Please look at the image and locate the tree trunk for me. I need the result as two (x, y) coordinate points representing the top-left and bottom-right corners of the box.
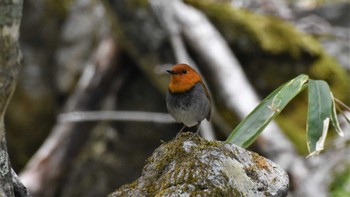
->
(0, 0), (24, 196)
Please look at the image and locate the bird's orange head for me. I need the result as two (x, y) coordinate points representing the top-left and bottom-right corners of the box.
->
(167, 64), (203, 93)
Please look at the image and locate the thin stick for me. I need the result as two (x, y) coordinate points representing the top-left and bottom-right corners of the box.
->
(334, 98), (350, 111)
(335, 104), (350, 125)
(58, 111), (176, 124)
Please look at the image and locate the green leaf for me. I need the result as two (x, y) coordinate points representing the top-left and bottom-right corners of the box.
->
(226, 74), (309, 147)
(306, 80), (333, 157)
(330, 93), (344, 137)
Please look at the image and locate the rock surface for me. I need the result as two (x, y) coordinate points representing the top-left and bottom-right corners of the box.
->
(110, 133), (289, 197)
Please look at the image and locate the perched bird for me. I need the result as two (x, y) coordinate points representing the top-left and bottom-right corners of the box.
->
(166, 63), (211, 135)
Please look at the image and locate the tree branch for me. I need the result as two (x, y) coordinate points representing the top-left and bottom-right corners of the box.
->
(0, 0), (27, 196)
(58, 111), (176, 124)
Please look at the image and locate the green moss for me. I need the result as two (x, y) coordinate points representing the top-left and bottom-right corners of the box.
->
(330, 167), (350, 197)
(185, 0), (350, 93)
(110, 133), (289, 196)
(309, 55), (350, 103)
(275, 116), (308, 154)
(185, 0), (323, 57)
(111, 133), (246, 196)
(46, 0), (72, 18)
(128, 0), (149, 8)
(307, 0), (348, 6)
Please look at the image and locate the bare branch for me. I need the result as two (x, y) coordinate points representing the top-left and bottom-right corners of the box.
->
(58, 111), (176, 124)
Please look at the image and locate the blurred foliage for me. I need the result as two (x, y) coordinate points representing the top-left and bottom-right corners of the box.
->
(275, 116), (308, 154)
(309, 55), (350, 102)
(7, 86), (56, 171)
(46, 0), (72, 17)
(330, 167), (350, 197)
(289, 0), (350, 6)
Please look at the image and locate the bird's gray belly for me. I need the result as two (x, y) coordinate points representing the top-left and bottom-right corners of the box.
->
(166, 83), (210, 127)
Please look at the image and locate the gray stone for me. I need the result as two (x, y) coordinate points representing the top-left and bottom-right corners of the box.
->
(110, 133), (289, 197)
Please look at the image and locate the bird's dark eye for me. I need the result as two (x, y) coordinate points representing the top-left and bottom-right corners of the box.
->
(182, 69), (187, 74)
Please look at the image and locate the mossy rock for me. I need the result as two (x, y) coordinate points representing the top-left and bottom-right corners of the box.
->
(110, 133), (289, 197)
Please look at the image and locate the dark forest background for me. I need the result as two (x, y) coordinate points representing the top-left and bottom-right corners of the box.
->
(4, 0), (349, 196)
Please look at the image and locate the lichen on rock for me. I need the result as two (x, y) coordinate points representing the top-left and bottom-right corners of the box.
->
(109, 132), (289, 197)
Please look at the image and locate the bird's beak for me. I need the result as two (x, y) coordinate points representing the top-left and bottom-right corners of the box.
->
(166, 70), (177, 75)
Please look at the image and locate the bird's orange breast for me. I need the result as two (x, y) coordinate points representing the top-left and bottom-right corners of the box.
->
(168, 72), (201, 93)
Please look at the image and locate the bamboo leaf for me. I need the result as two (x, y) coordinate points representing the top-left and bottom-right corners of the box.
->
(226, 74), (309, 147)
(306, 80), (333, 156)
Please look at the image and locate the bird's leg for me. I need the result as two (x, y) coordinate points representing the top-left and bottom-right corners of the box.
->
(179, 124), (186, 133)
(194, 123), (201, 136)
(175, 124), (187, 139)
(189, 123), (201, 140)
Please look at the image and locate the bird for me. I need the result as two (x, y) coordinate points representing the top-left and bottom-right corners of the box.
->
(166, 63), (211, 136)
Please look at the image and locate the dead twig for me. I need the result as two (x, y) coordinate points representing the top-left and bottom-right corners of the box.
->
(58, 111), (175, 124)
